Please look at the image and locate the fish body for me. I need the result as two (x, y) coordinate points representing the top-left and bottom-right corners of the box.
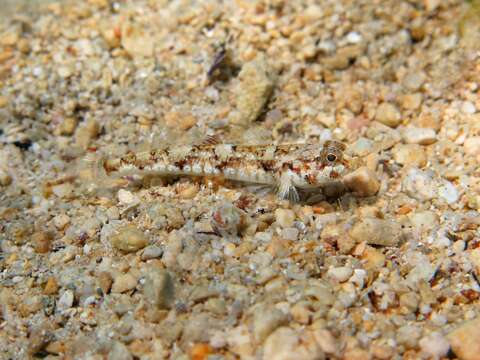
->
(98, 140), (354, 201)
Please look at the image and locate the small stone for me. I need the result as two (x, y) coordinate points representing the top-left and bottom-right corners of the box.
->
(43, 277), (59, 295)
(346, 31), (362, 44)
(402, 71), (426, 91)
(165, 111), (197, 131)
(402, 168), (438, 201)
(419, 333), (450, 359)
(97, 271), (113, 294)
(343, 166), (380, 197)
(111, 273), (137, 293)
(350, 138), (374, 156)
(393, 144), (427, 168)
(375, 103), (402, 128)
(253, 305), (289, 342)
(400, 93), (423, 110)
(409, 211), (439, 232)
(0, 168), (12, 186)
(57, 66), (73, 78)
(424, 0), (440, 11)
(58, 117), (78, 136)
(57, 290), (74, 311)
(177, 183), (199, 199)
(110, 225), (148, 253)
(275, 208), (296, 228)
(263, 327), (301, 360)
(231, 54), (275, 126)
(401, 127), (437, 145)
(438, 180), (459, 204)
(399, 292), (419, 313)
(313, 329), (338, 355)
(447, 318), (480, 360)
(117, 189), (138, 205)
(51, 183), (74, 198)
(108, 341), (133, 360)
(75, 119), (100, 149)
(141, 245), (163, 261)
(280, 227), (299, 241)
(461, 101), (477, 115)
(32, 231), (53, 254)
(121, 23), (153, 57)
(397, 325), (422, 349)
(464, 137), (480, 156)
(406, 251), (436, 284)
(53, 214), (70, 230)
(349, 218), (401, 246)
(143, 268), (175, 309)
(327, 266), (353, 282)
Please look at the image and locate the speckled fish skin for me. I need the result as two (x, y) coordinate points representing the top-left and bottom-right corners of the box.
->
(101, 140), (355, 200)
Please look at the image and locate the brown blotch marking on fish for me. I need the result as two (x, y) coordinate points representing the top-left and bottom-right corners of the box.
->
(261, 160), (276, 171)
(330, 171), (340, 179)
(305, 173), (316, 185)
(174, 159), (187, 170)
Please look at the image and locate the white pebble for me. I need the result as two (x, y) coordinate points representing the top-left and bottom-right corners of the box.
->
(346, 31), (362, 44)
(402, 168), (438, 201)
(402, 126), (437, 145)
(419, 332), (450, 359)
(327, 266), (353, 282)
(461, 101), (476, 114)
(438, 180), (459, 204)
(275, 209), (295, 228)
(117, 189), (138, 205)
(53, 214), (70, 229)
(464, 137), (480, 156)
(57, 290), (74, 311)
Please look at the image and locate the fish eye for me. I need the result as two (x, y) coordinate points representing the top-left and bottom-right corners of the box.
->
(326, 153), (337, 162)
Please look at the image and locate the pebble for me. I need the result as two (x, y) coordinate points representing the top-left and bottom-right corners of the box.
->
(375, 103), (402, 128)
(121, 23), (153, 57)
(350, 138), (374, 156)
(349, 218), (401, 246)
(464, 137), (480, 156)
(32, 231), (53, 254)
(409, 211), (439, 232)
(343, 166), (380, 197)
(53, 214), (70, 230)
(401, 127), (437, 145)
(327, 266), (353, 282)
(117, 189), (139, 205)
(141, 245), (163, 261)
(143, 268), (175, 309)
(402, 71), (426, 91)
(393, 144), (427, 168)
(253, 305), (289, 343)
(275, 208), (296, 228)
(461, 101), (477, 114)
(0, 168), (12, 186)
(43, 277), (59, 295)
(402, 168), (438, 201)
(447, 317), (480, 360)
(313, 329), (338, 355)
(110, 225), (148, 253)
(97, 271), (113, 294)
(438, 180), (459, 204)
(108, 341), (133, 360)
(111, 273), (137, 293)
(264, 327), (305, 360)
(400, 93), (423, 110)
(231, 55), (275, 127)
(57, 290), (74, 311)
(57, 117), (78, 136)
